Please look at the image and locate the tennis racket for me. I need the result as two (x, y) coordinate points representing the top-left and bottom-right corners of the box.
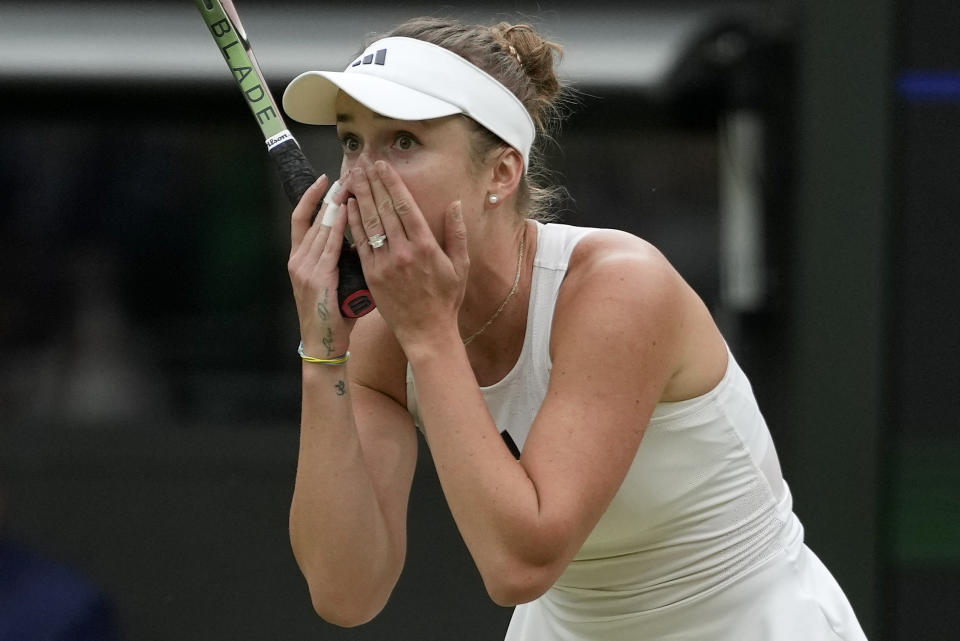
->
(194, 0), (373, 318)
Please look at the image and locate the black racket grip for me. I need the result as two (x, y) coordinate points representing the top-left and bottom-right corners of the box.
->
(268, 139), (374, 318)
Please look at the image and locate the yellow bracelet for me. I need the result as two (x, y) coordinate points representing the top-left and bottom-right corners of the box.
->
(298, 341), (350, 365)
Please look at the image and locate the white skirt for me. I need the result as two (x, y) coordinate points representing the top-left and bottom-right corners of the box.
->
(504, 543), (868, 641)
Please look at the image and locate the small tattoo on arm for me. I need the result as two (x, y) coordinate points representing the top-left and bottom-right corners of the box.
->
(322, 327), (335, 357)
(317, 288), (330, 321)
(335, 380), (346, 396)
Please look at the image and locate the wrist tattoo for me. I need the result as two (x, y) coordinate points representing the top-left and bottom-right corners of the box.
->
(335, 380), (346, 396)
(322, 326), (335, 357)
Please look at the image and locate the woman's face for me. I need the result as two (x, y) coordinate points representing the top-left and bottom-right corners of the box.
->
(334, 92), (488, 241)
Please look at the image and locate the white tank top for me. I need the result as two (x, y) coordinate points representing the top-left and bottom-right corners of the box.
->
(406, 222), (866, 641)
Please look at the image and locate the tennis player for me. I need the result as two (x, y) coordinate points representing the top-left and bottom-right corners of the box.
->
(281, 17), (868, 640)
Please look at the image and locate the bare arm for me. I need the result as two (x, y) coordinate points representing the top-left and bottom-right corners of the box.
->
(286, 177), (417, 626)
(408, 234), (724, 605)
(288, 319), (417, 625)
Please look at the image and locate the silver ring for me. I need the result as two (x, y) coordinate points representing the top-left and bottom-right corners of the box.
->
(367, 233), (387, 249)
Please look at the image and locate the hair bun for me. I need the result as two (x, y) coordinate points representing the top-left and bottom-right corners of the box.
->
(492, 23), (564, 134)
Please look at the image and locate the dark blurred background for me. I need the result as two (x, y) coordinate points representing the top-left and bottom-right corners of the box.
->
(0, 0), (957, 639)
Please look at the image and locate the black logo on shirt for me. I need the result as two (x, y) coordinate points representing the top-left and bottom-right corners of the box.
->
(501, 430), (521, 460)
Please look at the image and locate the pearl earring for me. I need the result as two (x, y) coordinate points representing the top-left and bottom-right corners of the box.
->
(487, 193), (499, 205)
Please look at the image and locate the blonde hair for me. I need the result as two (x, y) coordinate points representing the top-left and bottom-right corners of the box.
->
(376, 17), (574, 221)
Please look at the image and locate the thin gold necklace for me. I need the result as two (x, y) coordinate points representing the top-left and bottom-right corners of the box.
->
(462, 230), (526, 346)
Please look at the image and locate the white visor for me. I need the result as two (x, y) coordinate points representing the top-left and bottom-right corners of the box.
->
(282, 36), (535, 170)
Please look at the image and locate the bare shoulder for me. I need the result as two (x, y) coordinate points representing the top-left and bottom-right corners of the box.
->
(348, 309), (409, 406)
(554, 228), (727, 402)
(559, 229), (684, 327)
(569, 228), (673, 274)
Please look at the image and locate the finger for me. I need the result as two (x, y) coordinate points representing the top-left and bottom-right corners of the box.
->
(365, 160), (408, 242)
(296, 176), (350, 267)
(293, 190), (332, 263)
(291, 175), (328, 251)
(346, 197), (373, 263)
(319, 196), (349, 266)
(373, 160), (433, 243)
(348, 166), (387, 249)
(444, 200), (470, 281)
(319, 179), (346, 227)
(304, 202), (335, 263)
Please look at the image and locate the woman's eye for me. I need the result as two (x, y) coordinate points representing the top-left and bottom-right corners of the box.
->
(339, 135), (361, 153)
(394, 133), (419, 151)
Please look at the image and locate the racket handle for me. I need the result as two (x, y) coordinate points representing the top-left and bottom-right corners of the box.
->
(268, 139), (375, 318)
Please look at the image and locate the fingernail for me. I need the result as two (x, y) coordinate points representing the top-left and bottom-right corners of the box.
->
(375, 161), (387, 176)
(313, 174), (327, 187)
(452, 200), (462, 220)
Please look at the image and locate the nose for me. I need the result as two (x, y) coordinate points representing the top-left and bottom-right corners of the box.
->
(341, 149), (381, 174)
(358, 147), (383, 165)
